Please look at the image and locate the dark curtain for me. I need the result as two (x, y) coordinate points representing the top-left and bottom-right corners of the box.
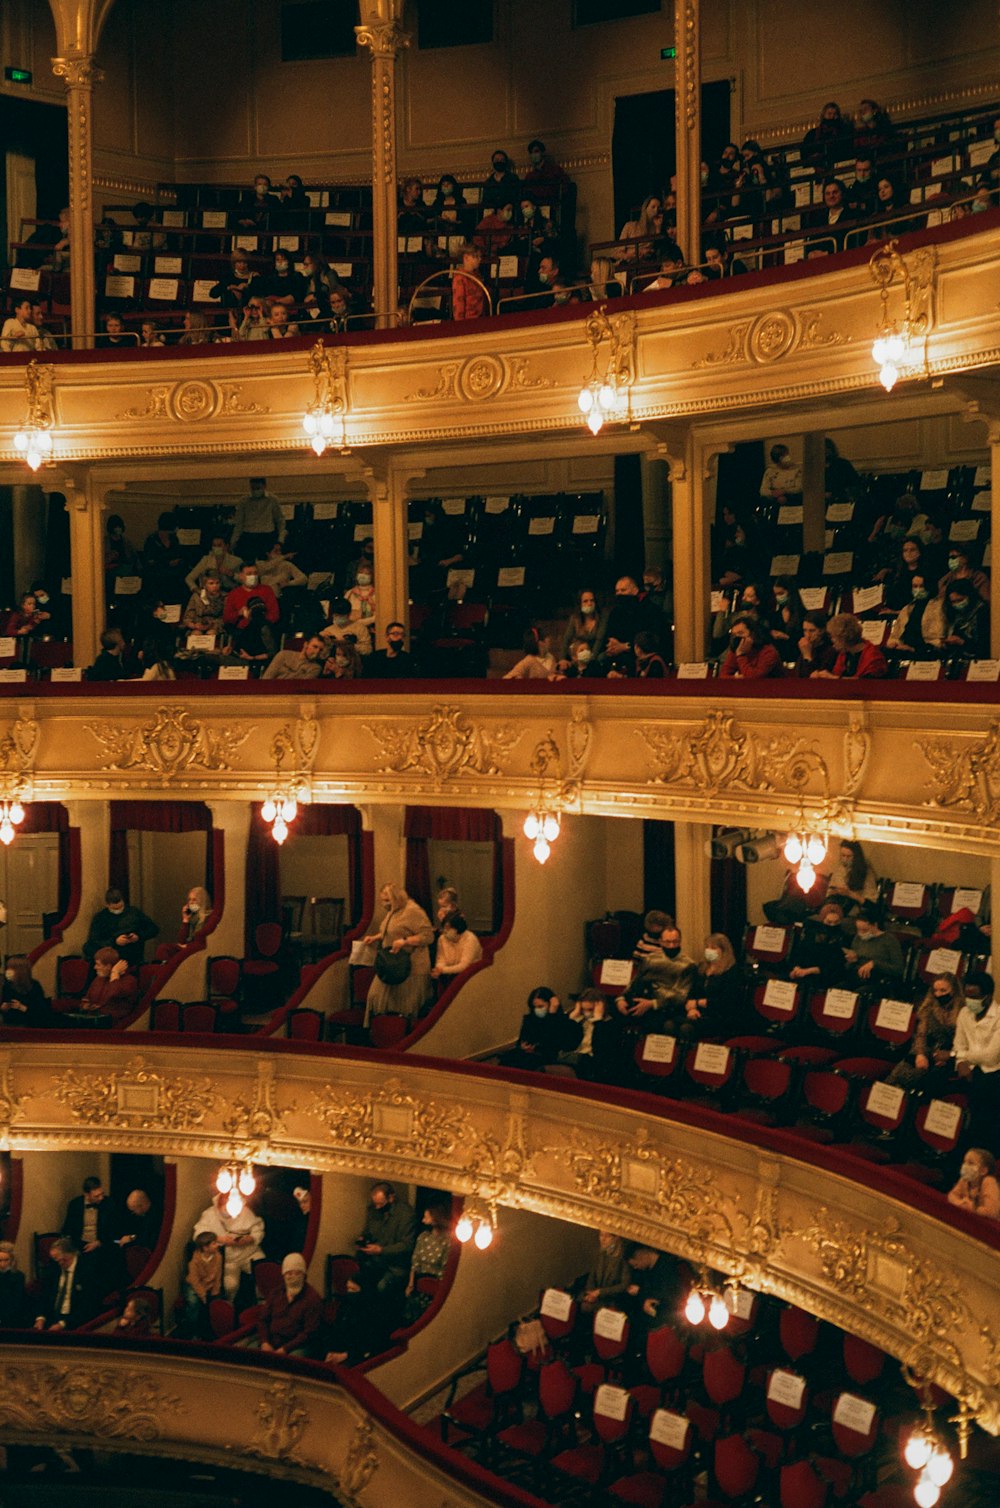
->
(245, 803), (361, 947)
(20, 801), (70, 916)
(108, 801), (213, 900)
(643, 819), (676, 917)
(403, 807), (503, 931)
(711, 857), (748, 946)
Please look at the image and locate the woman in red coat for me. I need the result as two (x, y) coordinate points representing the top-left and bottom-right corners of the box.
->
(718, 614), (784, 679)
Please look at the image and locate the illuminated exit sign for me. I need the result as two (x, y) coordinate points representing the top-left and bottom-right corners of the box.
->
(660, 46), (676, 59)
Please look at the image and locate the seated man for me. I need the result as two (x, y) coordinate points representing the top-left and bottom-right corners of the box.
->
(33, 1237), (101, 1331)
(236, 173), (281, 230)
(617, 918), (697, 1035)
(224, 562), (280, 661)
(367, 621), (418, 678)
(262, 634), (327, 680)
(842, 903), (904, 985)
(356, 1181), (417, 1307)
(811, 613), (888, 679)
(321, 598), (372, 656)
(257, 541), (308, 596)
(88, 628), (129, 682)
(83, 886), (159, 968)
(255, 1253), (322, 1356)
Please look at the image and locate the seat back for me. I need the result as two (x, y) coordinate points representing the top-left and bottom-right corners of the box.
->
(33, 1231), (61, 1280)
(914, 1095), (966, 1157)
(208, 955), (242, 998)
(809, 988), (860, 1037)
(685, 1041), (735, 1094)
(252, 1258), (283, 1299)
(703, 1346), (746, 1408)
(913, 945), (965, 989)
(281, 895), (307, 938)
(882, 879), (932, 926)
(351, 965), (375, 1005)
(124, 1284), (164, 1335)
(57, 955), (91, 998)
(253, 922), (283, 959)
(370, 1013), (409, 1048)
(151, 999), (181, 1032)
(326, 1253), (361, 1296)
(765, 1367), (809, 1430)
(634, 1032), (679, 1080)
(743, 923), (792, 968)
(842, 1334), (886, 1387)
(780, 1458), (829, 1508)
(593, 1383), (633, 1444)
(714, 1433), (759, 1499)
(646, 1323), (687, 1384)
(831, 1392), (879, 1458)
(486, 1337), (523, 1397)
(539, 1287), (577, 1343)
(310, 896), (345, 950)
(538, 1358), (578, 1420)
(287, 1008), (324, 1041)
(779, 1305), (820, 1362)
(593, 1305), (629, 1361)
(865, 997), (915, 1051)
(753, 978), (802, 1029)
(856, 1079), (908, 1138)
(649, 1408), (693, 1471)
(208, 1297), (236, 1338)
(181, 1002), (219, 1033)
(800, 1069), (852, 1123)
(741, 1055), (795, 1109)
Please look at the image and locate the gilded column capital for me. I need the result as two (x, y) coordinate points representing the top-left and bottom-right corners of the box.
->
(354, 19), (410, 57)
(51, 54), (103, 89)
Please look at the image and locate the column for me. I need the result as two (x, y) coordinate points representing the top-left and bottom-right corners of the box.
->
(356, 2), (409, 329)
(666, 428), (712, 662)
(673, 0), (701, 271)
(204, 801), (252, 959)
(367, 464), (411, 644)
(50, 53), (101, 347)
(801, 432), (826, 556)
(989, 423), (1000, 658)
(673, 821), (711, 953)
(61, 473), (105, 666)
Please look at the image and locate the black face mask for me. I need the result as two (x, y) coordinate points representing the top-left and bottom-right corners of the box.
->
(662, 947), (681, 959)
(823, 919), (841, 929)
(934, 993), (952, 1005)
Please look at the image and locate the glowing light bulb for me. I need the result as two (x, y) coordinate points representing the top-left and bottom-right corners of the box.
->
(586, 409), (604, 436)
(598, 381), (616, 412)
(455, 1214), (474, 1243)
(238, 1166), (256, 1197)
(216, 1166), (234, 1194)
(0, 820), (14, 847)
(261, 797), (277, 823)
(872, 337), (887, 365)
(542, 812), (560, 842)
(474, 1222), (493, 1250)
(272, 815), (288, 844)
(708, 1294), (730, 1330)
(806, 833), (827, 865)
(13, 431), (28, 453)
(26, 449), (42, 472)
(684, 1290), (706, 1325)
(533, 835), (551, 864)
(913, 1472), (940, 1508)
(9, 801), (24, 825)
(38, 430), (52, 453)
(523, 812), (540, 840)
(303, 412), (318, 435)
(578, 386), (594, 415)
(880, 361), (899, 392)
(311, 435), (327, 456)
(784, 833), (803, 864)
(281, 797), (298, 822)
(926, 1448), (953, 1487)
(904, 1432), (932, 1471)
(224, 1189), (244, 1219)
(885, 333), (905, 362)
(798, 860), (816, 892)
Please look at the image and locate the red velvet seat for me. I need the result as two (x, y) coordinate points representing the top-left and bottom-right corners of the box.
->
(150, 999), (181, 1032)
(809, 988), (860, 1040)
(242, 922), (283, 1006)
(181, 1001), (218, 1033)
(711, 1432), (760, 1500)
(539, 1286), (577, 1346)
(634, 1032), (681, 1086)
(779, 1305), (820, 1364)
(646, 1323), (687, 1394)
(123, 1244), (152, 1284)
(286, 1007), (324, 1040)
(496, 1356), (574, 1480)
(252, 1258), (282, 1299)
(780, 1458), (829, 1508)
(550, 1382), (633, 1490)
(702, 1346), (747, 1423)
(842, 1335), (886, 1388)
(611, 1407), (694, 1507)
(593, 1305), (630, 1371)
(735, 1055), (797, 1127)
(794, 1069), (852, 1142)
(370, 1013), (409, 1048)
(742, 924), (793, 971)
(326, 1254), (360, 1295)
(752, 978), (803, 1032)
(207, 955), (242, 1000)
(764, 1365), (809, 1439)
(444, 1338), (524, 1454)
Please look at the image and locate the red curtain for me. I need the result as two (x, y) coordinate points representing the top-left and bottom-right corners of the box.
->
(245, 803), (362, 947)
(403, 807), (503, 931)
(109, 801), (213, 899)
(20, 801), (71, 917)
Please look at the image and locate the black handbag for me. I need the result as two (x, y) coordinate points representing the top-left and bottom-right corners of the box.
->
(375, 945), (411, 985)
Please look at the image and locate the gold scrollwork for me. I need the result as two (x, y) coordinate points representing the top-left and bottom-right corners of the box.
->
(117, 379), (270, 423)
(365, 704), (522, 778)
(409, 355), (552, 404)
(52, 1055), (215, 1131)
(640, 710), (829, 800)
(337, 1416), (378, 1504)
(0, 1364), (181, 1440)
(918, 721), (1000, 825)
(694, 308), (847, 369)
(85, 705), (250, 775)
(247, 1379), (310, 1465)
(310, 1077), (472, 1165)
(223, 1059), (292, 1144)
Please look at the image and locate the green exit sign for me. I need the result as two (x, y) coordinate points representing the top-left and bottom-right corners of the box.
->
(660, 46), (676, 59)
(5, 67), (33, 84)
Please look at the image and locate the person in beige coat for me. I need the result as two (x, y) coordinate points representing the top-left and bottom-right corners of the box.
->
(362, 883), (435, 1024)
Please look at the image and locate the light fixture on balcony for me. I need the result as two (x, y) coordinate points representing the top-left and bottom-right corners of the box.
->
(782, 828), (828, 893)
(522, 732), (571, 865)
(302, 339), (349, 457)
(454, 1199), (495, 1250)
(522, 807), (561, 864)
(869, 239), (931, 393)
(901, 1369), (960, 1508)
(577, 306), (636, 435)
(0, 797), (25, 847)
(260, 726), (308, 844)
(12, 360), (56, 471)
(683, 1267), (732, 1331)
(215, 1158), (256, 1219)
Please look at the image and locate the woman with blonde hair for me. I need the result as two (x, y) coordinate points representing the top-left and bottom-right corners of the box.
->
(684, 931), (742, 1040)
(888, 972), (965, 1089)
(619, 195), (663, 252)
(0, 1240), (26, 1326)
(361, 882), (435, 1025)
(180, 886), (212, 943)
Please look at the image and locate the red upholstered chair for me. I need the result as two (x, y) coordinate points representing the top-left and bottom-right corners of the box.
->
(842, 1335), (887, 1389)
(610, 1407), (695, 1508)
(286, 1007), (324, 1041)
(864, 997), (915, 1056)
(496, 1355), (575, 1482)
(593, 1306), (630, 1372)
(712, 1432), (760, 1500)
(814, 1393), (880, 1499)
(207, 955), (242, 1003)
(539, 1287), (577, 1347)
(326, 1254), (360, 1296)
(779, 1305), (820, 1365)
(634, 1033), (681, 1088)
(242, 922), (284, 1007)
(56, 955), (91, 1001)
(207, 1297), (236, 1339)
(780, 1458), (829, 1508)
(150, 999), (181, 1032)
(742, 924), (793, 971)
(794, 1069), (853, 1143)
(327, 966), (373, 1042)
(702, 1346), (747, 1429)
(123, 1244), (152, 1285)
(370, 1013), (409, 1049)
(550, 1382), (633, 1492)
(181, 1001), (219, 1033)
(752, 979), (803, 1033)
(847, 1078), (909, 1161)
(735, 1056), (797, 1127)
(764, 1367), (809, 1453)
(684, 1041), (738, 1104)
(646, 1323), (688, 1398)
(252, 1259), (282, 1299)
(809, 988), (861, 1041)
(444, 1338), (525, 1458)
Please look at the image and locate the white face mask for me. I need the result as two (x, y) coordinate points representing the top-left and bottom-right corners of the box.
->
(244, 574), (258, 587)
(187, 901), (199, 913)
(4, 969), (15, 982)
(356, 573), (372, 586)
(704, 948), (721, 963)
(961, 1160), (979, 1181)
(576, 648), (592, 664)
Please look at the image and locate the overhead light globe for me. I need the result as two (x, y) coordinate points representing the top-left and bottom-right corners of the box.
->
(904, 1432), (932, 1471)
(238, 1166), (256, 1197)
(473, 1222), (494, 1250)
(798, 860), (817, 892)
(578, 386), (594, 415)
(598, 381), (616, 412)
(806, 834), (827, 865)
(272, 815), (289, 844)
(455, 1214), (474, 1244)
(533, 835), (551, 864)
(542, 812), (560, 842)
(523, 812), (540, 840)
(880, 361), (899, 392)
(586, 409), (604, 436)
(708, 1294), (730, 1330)
(784, 833), (803, 864)
(684, 1290), (706, 1325)
(224, 1189), (244, 1219)
(215, 1166), (233, 1194)
(13, 430), (28, 453)
(926, 1448), (953, 1487)
(913, 1473), (940, 1508)
(261, 797), (277, 823)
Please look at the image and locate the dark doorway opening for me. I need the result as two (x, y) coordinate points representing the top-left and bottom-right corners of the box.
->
(0, 95), (69, 260)
(611, 80), (731, 245)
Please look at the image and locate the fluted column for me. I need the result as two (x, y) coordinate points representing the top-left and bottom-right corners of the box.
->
(60, 471), (105, 664)
(50, 53), (101, 347)
(674, 0), (701, 270)
(356, 2), (409, 329)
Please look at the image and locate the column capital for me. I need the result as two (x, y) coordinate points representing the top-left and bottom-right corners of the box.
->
(51, 53), (103, 88)
(354, 19), (410, 57)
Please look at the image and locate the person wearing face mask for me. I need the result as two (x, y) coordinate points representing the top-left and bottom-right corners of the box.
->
(770, 578), (805, 656)
(801, 102), (854, 171)
(360, 883), (435, 1025)
(684, 933), (742, 1041)
(229, 477), (286, 561)
(853, 98), (898, 156)
(182, 570), (227, 634)
(888, 973), (965, 1089)
(224, 562), (280, 644)
(321, 641), (362, 679)
(368, 621), (418, 679)
(475, 199), (516, 254)
(247, 250), (307, 310)
(521, 138), (569, 199)
(502, 986), (574, 1070)
(236, 172), (281, 230)
(759, 443), (802, 503)
(321, 597), (372, 656)
(83, 889), (159, 969)
(559, 988), (614, 1080)
(786, 902), (849, 985)
(616, 921), (697, 1035)
(0, 953), (51, 1027)
(263, 634), (328, 681)
(940, 544), (991, 603)
(953, 972), (1000, 1152)
(841, 903), (904, 986)
(142, 510), (186, 602)
(177, 886), (213, 944)
(948, 1148), (1000, 1220)
(185, 536), (243, 595)
(346, 563), (376, 622)
(719, 614), (784, 679)
(481, 149), (521, 212)
(942, 579), (990, 659)
(255, 1253), (323, 1356)
(887, 573), (946, 658)
(558, 588), (608, 669)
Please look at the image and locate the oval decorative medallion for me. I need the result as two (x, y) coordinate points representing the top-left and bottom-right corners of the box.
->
(748, 310), (797, 365)
(457, 355), (505, 402)
(170, 380), (217, 422)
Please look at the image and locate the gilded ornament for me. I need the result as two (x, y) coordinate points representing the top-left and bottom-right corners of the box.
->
(224, 1059), (291, 1143)
(0, 717), (38, 774)
(640, 710), (829, 799)
(85, 704), (250, 775)
(459, 356), (505, 401)
(338, 1416), (378, 1502)
(52, 1055), (215, 1131)
(116, 380), (270, 423)
(118, 386), (170, 421)
(412, 364), (459, 402)
(218, 382), (270, 417)
(0, 1054), (25, 1135)
(365, 704), (521, 778)
(918, 722), (1000, 824)
(310, 1077), (472, 1166)
(247, 1380), (310, 1465)
(694, 308), (847, 369)
(409, 355), (552, 403)
(0, 1364), (181, 1440)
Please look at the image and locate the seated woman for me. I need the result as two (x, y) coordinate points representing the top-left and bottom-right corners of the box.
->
(618, 195), (664, 259)
(880, 538), (932, 611)
(504, 627), (556, 680)
(77, 947), (138, 1022)
(501, 986), (574, 1071)
(0, 1242), (27, 1327)
(718, 614), (783, 678)
(559, 988), (615, 1080)
(841, 904), (904, 987)
(403, 1201), (452, 1325)
(579, 1231), (631, 1313)
(888, 973), (964, 1089)
(770, 577), (805, 656)
(825, 839), (879, 913)
(321, 642), (363, 679)
(940, 542), (990, 602)
(683, 933), (742, 1040)
(942, 578), (989, 659)
(948, 1148), (1000, 1220)
(7, 592), (47, 637)
(759, 444), (802, 503)
(794, 611), (837, 677)
(430, 913), (482, 981)
(887, 574), (946, 658)
(178, 886), (212, 945)
(811, 612), (887, 679)
(634, 631), (669, 677)
(788, 902), (850, 986)
(1, 955), (51, 1027)
(558, 589), (606, 669)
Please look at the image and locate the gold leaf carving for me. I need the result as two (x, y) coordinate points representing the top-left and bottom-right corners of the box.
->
(0, 1053), (25, 1135)
(640, 710), (829, 799)
(0, 1364), (181, 1440)
(365, 704), (521, 777)
(118, 386), (170, 421)
(85, 704), (250, 775)
(310, 1077), (472, 1164)
(339, 1416), (378, 1502)
(918, 722), (1000, 824)
(117, 380), (270, 423)
(693, 321), (751, 368)
(411, 363), (458, 401)
(694, 308), (847, 370)
(52, 1055), (215, 1131)
(0, 716), (38, 773)
(218, 382), (269, 417)
(223, 1059), (292, 1143)
(248, 1379), (310, 1465)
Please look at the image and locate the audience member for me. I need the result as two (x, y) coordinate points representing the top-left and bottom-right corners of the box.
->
(77, 946), (139, 1021)
(84, 887), (158, 968)
(224, 561), (280, 651)
(322, 641), (363, 679)
(182, 570), (227, 634)
(759, 443), (802, 501)
(431, 913), (482, 980)
(236, 173), (281, 230)
(266, 303), (300, 339)
(948, 1147), (1000, 1220)
(841, 902), (905, 985)
(63, 1177), (123, 1270)
(888, 973), (965, 1089)
(280, 173), (310, 214)
(719, 614), (784, 678)
(1, 954), (50, 1026)
(356, 1181), (417, 1318)
(119, 1188), (159, 1249)
(182, 1228), (222, 1337)
(634, 631), (669, 677)
(88, 627), (129, 682)
(142, 511), (186, 600)
(176, 886), (212, 944)
(559, 987), (614, 1079)
(397, 176), (428, 234)
(846, 155), (878, 218)
(368, 621), (417, 678)
(616, 919), (696, 1036)
(186, 536), (244, 594)
(940, 542), (990, 602)
(807, 178), (854, 250)
(854, 97), (898, 155)
(1, 298), (41, 352)
(404, 1201), (453, 1324)
(0, 1241), (27, 1327)
(626, 1246), (680, 1339)
(116, 1292), (155, 1336)
(503, 986), (575, 1070)
(33, 1237), (101, 1330)
(262, 633), (327, 680)
(177, 310), (211, 346)
(104, 514), (141, 579)
(684, 932), (742, 1040)
(237, 298), (269, 340)
(481, 150), (521, 211)
(942, 578), (989, 658)
(522, 139), (568, 198)
(770, 578), (806, 655)
(361, 882), (435, 1025)
(579, 1231), (631, 1313)
(953, 972), (1000, 1152)
(435, 888), (460, 928)
(801, 102), (855, 169)
(825, 839), (879, 911)
(230, 478), (286, 559)
(504, 627), (556, 679)
(96, 313), (131, 349)
(811, 612), (887, 678)
(209, 251), (254, 311)
(431, 174), (468, 227)
(321, 598), (372, 657)
(451, 244), (487, 321)
(193, 1191), (265, 1301)
(787, 901), (850, 983)
(256, 1252), (322, 1356)
(558, 589), (606, 668)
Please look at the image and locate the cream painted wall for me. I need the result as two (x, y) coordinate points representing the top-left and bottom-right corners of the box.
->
(14, 1149), (109, 1276)
(372, 1207), (595, 1409)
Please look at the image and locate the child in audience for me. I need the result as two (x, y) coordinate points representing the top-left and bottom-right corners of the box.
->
(183, 1230), (222, 1337)
(948, 1148), (1000, 1219)
(451, 245), (487, 321)
(117, 1292), (155, 1336)
(504, 627), (556, 679)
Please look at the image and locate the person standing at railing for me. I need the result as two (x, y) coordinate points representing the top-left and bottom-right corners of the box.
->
(853, 99), (899, 157)
(451, 245), (487, 321)
(1, 298), (41, 352)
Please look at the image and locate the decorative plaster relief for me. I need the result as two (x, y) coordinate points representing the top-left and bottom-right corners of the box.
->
(85, 705), (250, 775)
(365, 704), (522, 777)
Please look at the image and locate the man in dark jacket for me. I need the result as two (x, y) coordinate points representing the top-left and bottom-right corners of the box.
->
(33, 1238), (102, 1330)
(83, 887), (159, 968)
(356, 1182), (417, 1298)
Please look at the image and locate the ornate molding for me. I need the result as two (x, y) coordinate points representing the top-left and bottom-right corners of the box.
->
(0, 1363), (181, 1440)
(223, 1059), (292, 1146)
(918, 721), (1000, 825)
(248, 1379), (311, 1466)
(693, 307), (849, 369)
(84, 705), (251, 775)
(338, 1417), (379, 1505)
(409, 353), (553, 403)
(51, 56), (104, 90)
(354, 19), (410, 58)
(51, 1056), (215, 1131)
(364, 704), (522, 778)
(639, 709), (830, 801)
(117, 379), (269, 423)
(309, 1076), (473, 1165)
